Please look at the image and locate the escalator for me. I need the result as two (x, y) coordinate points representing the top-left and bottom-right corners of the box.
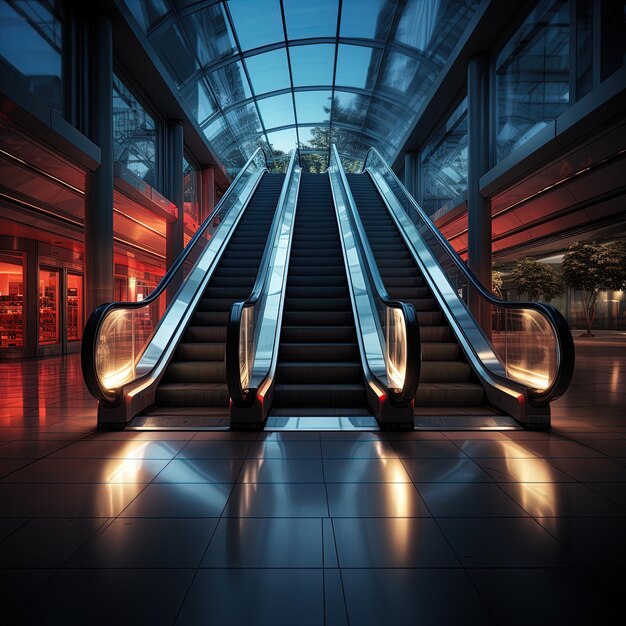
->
(150, 173), (284, 418)
(271, 174), (368, 415)
(346, 173), (486, 413)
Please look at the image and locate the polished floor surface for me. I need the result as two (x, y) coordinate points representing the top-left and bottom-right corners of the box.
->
(0, 332), (625, 625)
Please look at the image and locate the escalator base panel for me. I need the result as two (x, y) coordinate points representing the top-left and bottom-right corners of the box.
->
(265, 415), (379, 431)
(127, 413), (229, 430)
(413, 414), (520, 430)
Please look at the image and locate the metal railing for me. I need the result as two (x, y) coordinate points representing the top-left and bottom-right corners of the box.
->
(82, 148), (269, 404)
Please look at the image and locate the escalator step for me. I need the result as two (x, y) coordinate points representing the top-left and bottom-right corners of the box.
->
(175, 342), (225, 361)
(279, 342), (359, 361)
(276, 361), (363, 384)
(281, 326), (357, 342)
(284, 297), (351, 311)
(415, 383), (485, 407)
(273, 384), (367, 408)
(164, 360), (226, 383)
(156, 382), (229, 407)
(184, 326), (226, 342)
(282, 310), (355, 326)
(421, 342), (459, 361)
(419, 361), (472, 383)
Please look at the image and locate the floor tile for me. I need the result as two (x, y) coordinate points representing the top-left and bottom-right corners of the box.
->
(500, 482), (626, 517)
(175, 440), (251, 459)
(13, 569), (194, 626)
(323, 458), (411, 483)
(1, 458), (168, 483)
(517, 440), (605, 458)
(0, 458), (31, 478)
(0, 439), (76, 458)
(177, 569), (324, 626)
(437, 517), (579, 567)
(327, 482), (430, 517)
(0, 517), (105, 567)
(537, 517), (626, 566)
(332, 518), (458, 567)
(0, 517), (29, 542)
(153, 458), (244, 483)
(120, 483), (232, 518)
(417, 482), (528, 517)
(456, 440), (537, 459)
(585, 482), (626, 508)
(548, 457), (626, 482)
(468, 568), (616, 626)
(391, 440), (466, 458)
(0, 569), (56, 624)
(48, 439), (185, 459)
(321, 441), (397, 458)
(223, 483), (328, 517)
(0, 483), (145, 517)
(341, 569), (494, 626)
(401, 457), (494, 482)
(238, 458), (324, 482)
(475, 457), (575, 482)
(247, 440), (322, 459)
(201, 518), (322, 567)
(324, 569), (348, 626)
(69, 518), (217, 568)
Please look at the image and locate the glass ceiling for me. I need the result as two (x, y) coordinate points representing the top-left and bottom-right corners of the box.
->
(124, 0), (479, 174)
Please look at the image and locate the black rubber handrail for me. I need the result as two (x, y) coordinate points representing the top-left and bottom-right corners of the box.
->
(81, 148), (269, 404)
(227, 149), (300, 407)
(363, 146), (575, 406)
(330, 145), (420, 409)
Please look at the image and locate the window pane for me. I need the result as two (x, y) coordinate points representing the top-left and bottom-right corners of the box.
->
(204, 114), (237, 154)
(225, 102), (263, 137)
(66, 273), (83, 342)
(207, 60), (252, 108)
(340, 0), (394, 39)
(332, 91), (368, 126)
(289, 44), (335, 87)
(283, 0), (339, 39)
(124, 0), (171, 30)
(113, 74), (157, 185)
(496, 0), (570, 161)
(180, 3), (237, 68)
(181, 78), (217, 126)
(227, 0), (284, 51)
(0, 1), (62, 111)
(266, 128), (298, 155)
(335, 44), (380, 89)
(295, 90), (332, 123)
(421, 99), (468, 217)
(39, 268), (59, 345)
(245, 49), (291, 95)
(149, 21), (200, 85)
(257, 93), (295, 129)
(0, 252), (24, 349)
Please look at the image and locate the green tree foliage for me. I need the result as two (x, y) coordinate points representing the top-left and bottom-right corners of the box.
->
(491, 270), (503, 298)
(511, 258), (563, 302)
(562, 241), (626, 336)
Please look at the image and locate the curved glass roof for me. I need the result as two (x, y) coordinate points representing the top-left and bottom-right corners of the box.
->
(125, 0), (479, 173)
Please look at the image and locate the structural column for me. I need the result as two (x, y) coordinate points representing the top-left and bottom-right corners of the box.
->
(403, 151), (420, 201)
(164, 120), (184, 302)
(201, 166), (216, 222)
(466, 54), (492, 331)
(84, 13), (114, 316)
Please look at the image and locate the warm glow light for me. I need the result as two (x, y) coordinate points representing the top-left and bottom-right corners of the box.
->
(101, 361), (135, 390)
(506, 363), (550, 391)
(386, 307), (407, 390)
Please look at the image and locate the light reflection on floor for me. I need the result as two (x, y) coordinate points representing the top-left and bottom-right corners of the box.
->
(0, 332), (625, 623)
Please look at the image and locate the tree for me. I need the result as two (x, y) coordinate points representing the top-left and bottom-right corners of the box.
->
(511, 258), (563, 302)
(491, 270), (503, 298)
(562, 241), (626, 336)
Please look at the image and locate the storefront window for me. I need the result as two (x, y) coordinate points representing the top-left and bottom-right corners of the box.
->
(496, 0), (570, 162)
(39, 268), (59, 345)
(421, 98), (468, 217)
(66, 273), (83, 341)
(0, 252), (25, 348)
(113, 73), (158, 185)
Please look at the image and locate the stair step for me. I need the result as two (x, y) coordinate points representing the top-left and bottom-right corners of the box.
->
(278, 342), (359, 361)
(175, 342), (225, 361)
(273, 384), (367, 408)
(276, 361), (363, 384)
(415, 383), (485, 407)
(156, 382), (229, 407)
(419, 360), (472, 383)
(164, 360), (225, 383)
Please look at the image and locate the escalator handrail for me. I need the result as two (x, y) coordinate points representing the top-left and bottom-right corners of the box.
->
(227, 148), (300, 407)
(363, 146), (574, 405)
(330, 145), (420, 408)
(81, 148), (269, 403)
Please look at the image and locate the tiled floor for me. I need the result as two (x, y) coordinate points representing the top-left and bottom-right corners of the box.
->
(0, 332), (624, 625)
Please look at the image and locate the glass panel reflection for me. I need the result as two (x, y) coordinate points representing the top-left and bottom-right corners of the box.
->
(295, 90), (333, 123)
(289, 44), (335, 86)
(340, 0), (394, 39)
(226, 103), (263, 137)
(257, 93), (295, 129)
(245, 49), (291, 95)
(207, 60), (252, 108)
(335, 44), (380, 89)
(283, 0), (339, 39)
(266, 128), (298, 155)
(39, 268), (59, 346)
(0, 252), (24, 349)
(180, 78), (217, 126)
(496, 0), (570, 161)
(227, 0), (284, 51)
(149, 21), (200, 85)
(125, 0), (170, 30)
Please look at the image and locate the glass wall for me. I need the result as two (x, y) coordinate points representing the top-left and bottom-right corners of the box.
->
(66, 272), (83, 342)
(0, 0), (62, 111)
(183, 155), (200, 244)
(421, 97), (467, 217)
(496, 0), (570, 162)
(113, 74), (158, 185)
(39, 267), (59, 345)
(0, 252), (24, 349)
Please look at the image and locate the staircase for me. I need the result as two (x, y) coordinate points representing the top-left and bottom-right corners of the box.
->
(346, 173), (485, 409)
(153, 173), (285, 413)
(272, 174), (367, 414)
